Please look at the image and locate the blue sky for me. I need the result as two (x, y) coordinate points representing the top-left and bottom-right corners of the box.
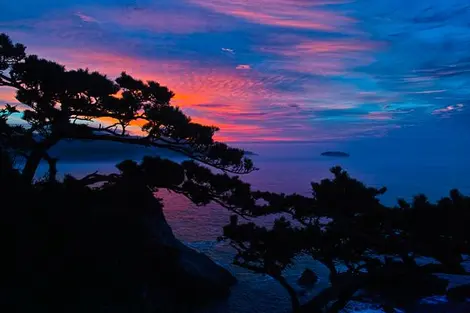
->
(1, 0), (469, 141)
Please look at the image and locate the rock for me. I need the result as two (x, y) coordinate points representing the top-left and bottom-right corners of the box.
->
(83, 183), (237, 313)
(137, 186), (236, 308)
(321, 151), (350, 157)
(6, 176), (236, 313)
(298, 269), (319, 287)
(144, 198), (235, 287)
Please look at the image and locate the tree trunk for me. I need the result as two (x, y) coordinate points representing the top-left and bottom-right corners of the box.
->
(22, 148), (46, 183)
(273, 274), (301, 313)
(324, 260), (338, 281)
(42, 153), (58, 182)
(301, 273), (366, 313)
(21, 138), (59, 183)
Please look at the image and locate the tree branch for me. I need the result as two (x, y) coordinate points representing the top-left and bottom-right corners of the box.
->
(0, 73), (24, 90)
(167, 186), (253, 220)
(42, 152), (58, 182)
(68, 131), (253, 174)
(77, 171), (119, 186)
(301, 273), (366, 313)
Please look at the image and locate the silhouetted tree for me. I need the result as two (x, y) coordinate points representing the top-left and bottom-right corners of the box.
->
(0, 33), (254, 184)
(3, 33), (470, 313)
(222, 167), (470, 313)
(0, 33), (260, 313)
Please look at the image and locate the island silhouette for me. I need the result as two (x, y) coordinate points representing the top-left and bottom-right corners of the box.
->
(321, 151), (350, 157)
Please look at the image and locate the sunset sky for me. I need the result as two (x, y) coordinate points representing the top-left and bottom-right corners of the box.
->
(1, 0), (469, 142)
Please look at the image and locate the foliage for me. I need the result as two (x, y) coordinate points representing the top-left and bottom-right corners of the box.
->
(0, 33), (254, 184)
(0, 33), (257, 312)
(2, 33), (470, 313)
(0, 152), (219, 312)
(223, 167), (470, 313)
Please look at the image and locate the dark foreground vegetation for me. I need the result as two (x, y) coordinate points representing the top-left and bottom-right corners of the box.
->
(0, 32), (251, 312)
(1, 33), (470, 313)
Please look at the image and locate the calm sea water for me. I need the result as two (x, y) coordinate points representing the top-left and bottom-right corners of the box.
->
(37, 141), (470, 313)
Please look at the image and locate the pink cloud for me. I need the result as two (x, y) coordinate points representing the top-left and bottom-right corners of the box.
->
(59, 50), (269, 107)
(25, 46), (370, 141)
(364, 112), (394, 121)
(75, 12), (98, 23)
(190, 0), (355, 31)
(24, 47), (292, 140)
(0, 88), (17, 104)
(1, 20), (393, 142)
(236, 64), (251, 70)
(293, 40), (379, 55)
(258, 38), (380, 76)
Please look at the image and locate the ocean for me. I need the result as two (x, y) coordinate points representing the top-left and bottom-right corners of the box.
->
(37, 140), (470, 313)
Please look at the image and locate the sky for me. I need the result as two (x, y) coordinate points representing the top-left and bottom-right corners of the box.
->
(1, 0), (469, 142)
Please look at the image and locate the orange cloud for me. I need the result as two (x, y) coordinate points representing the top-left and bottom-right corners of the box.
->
(9, 27), (392, 142)
(124, 115), (264, 142)
(52, 49), (287, 112)
(190, 116), (265, 141)
(1, 0), (420, 142)
(26, 48), (282, 141)
(293, 40), (378, 54)
(0, 88), (17, 104)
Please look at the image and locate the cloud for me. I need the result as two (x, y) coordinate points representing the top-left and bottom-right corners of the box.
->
(92, 6), (233, 34)
(190, 0), (355, 31)
(3, 0), (469, 142)
(193, 103), (231, 108)
(0, 88), (17, 105)
(2, 6), (234, 37)
(75, 12), (97, 23)
(256, 36), (381, 76)
(364, 112), (393, 121)
(23, 47), (302, 140)
(236, 64), (251, 70)
(432, 104), (464, 115)
(222, 48), (235, 54)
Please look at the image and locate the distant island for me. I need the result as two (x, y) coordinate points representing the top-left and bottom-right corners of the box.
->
(321, 151), (350, 157)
